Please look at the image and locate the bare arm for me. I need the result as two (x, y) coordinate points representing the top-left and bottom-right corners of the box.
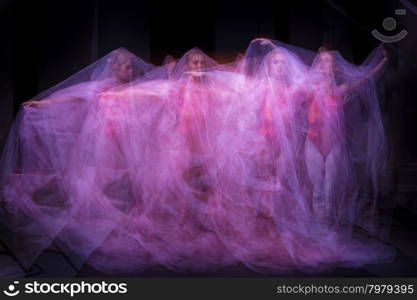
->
(21, 96), (85, 108)
(250, 38), (275, 46)
(99, 83), (169, 100)
(340, 47), (388, 98)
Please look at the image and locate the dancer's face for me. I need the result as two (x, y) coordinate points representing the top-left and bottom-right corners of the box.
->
(187, 53), (206, 72)
(270, 52), (286, 76)
(114, 54), (133, 84)
(318, 52), (333, 77)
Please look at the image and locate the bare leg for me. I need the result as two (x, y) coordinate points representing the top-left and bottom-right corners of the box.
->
(304, 138), (325, 219)
(323, 143), (342, 221)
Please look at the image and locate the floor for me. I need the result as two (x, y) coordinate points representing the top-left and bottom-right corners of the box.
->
(1, 205), (416, 278)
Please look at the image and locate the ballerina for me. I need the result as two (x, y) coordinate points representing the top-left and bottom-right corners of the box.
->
(0, 40), (394, 275)
(0, 48), (155, 269)
(85, 48), (238, 272)
(304, 46), (388, 228)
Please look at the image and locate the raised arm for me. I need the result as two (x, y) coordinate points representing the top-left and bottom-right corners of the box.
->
(250, 38), (275, 46)
(340, 47), (388, 98)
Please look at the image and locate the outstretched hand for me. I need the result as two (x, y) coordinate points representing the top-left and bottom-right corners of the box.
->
(98, 91), (120, 100)
(184, 70), (205, 77)
(21, 101), (43, 108)
(251, 38), (274, 46)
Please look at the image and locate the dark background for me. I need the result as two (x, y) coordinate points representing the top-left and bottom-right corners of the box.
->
(1, 0), (417, 241)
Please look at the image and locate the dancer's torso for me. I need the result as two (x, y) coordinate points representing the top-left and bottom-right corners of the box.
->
(307, 88), (342, 158)
(260, 84), (295, 144)
(176, 77), (211, 154)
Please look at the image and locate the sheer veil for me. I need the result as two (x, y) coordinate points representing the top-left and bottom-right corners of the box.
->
(0, 40), (394, 274)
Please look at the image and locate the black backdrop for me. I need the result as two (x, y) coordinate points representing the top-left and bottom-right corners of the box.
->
(1, 0), (417, 209)
(5, 0), (394, 105)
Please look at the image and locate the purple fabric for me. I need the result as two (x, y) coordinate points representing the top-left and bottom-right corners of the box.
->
(0, 43), (394, 274)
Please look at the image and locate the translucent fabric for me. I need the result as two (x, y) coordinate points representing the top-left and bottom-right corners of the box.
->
(304, 46), (391, 238)
(0, 42), (394, 274)
(83, 48), (238, 272)
(0, 48), (156, 268)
